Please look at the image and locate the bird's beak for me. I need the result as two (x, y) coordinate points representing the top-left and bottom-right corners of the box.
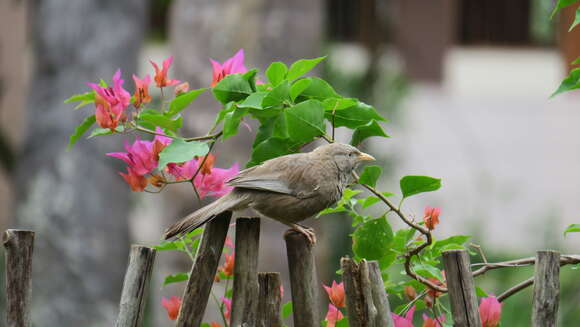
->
(358, 152), (375, 161)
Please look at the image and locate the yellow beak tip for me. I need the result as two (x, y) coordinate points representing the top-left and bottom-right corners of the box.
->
(358, 153), (376, 161)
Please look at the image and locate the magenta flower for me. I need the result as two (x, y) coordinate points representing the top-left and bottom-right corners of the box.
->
(222, 297), (232, 321)
(210, 49), (248, 87)
(150, 56), (180, 88)
(88, 69), (131, 130)
(132, 74), (152, 108)
(323, 281), (345, 308)
(119, 167), (148, 192)
(480, 296), (501, 327)
(161, 296), (182, 321)
(325, 303), (344, 327)
(392, 305), (415, 327)
(167, 157), (239, 199)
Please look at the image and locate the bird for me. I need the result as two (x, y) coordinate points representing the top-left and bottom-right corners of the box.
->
(163, 143), (375, 243)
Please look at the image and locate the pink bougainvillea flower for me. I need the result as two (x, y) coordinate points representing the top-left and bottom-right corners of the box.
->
(210, 49), (248, 87)
(150, 56), (180, 88)
(480, 296), (502, 327)
(132, 74), (152, 109)
(225, 236), (235, 249)
(323, 281), (345, 308)
(422, 313), (445, 327)
(280, 285), (284, 298)
(107, 139), (157, 176)
(424, 206), (441, 230)
(325, 303), (344, 327)
(194, 163), (239, 198)
(220, 252), (235, 277)
(392, 305), (415, 327)
(210, 323), (222, 327)
(119, 167), (148, 192)
(175, 81), (190, 96)
(88, 69), (131, 130)
(222, 297), (232, 321)
(161, 296), (182, 321)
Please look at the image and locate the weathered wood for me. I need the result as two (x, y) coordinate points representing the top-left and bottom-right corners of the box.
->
(284, 230), (320, 327)
(3, 229), (34, 327)
(176, 211), (232, 327)
(367, 261), (395, 327)
(442, 249), (481, 327)
(532, 250), (560, 327)
(341, 258), (377, 327)
(115, 245), (156, 327)
(231, 218), (261, 327)
(257, 272), (283, 327)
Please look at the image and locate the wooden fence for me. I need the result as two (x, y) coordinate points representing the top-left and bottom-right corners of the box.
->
(1, 215), (572, 327)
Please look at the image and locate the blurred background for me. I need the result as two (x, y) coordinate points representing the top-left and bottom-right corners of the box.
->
(1, 0), (580, 326)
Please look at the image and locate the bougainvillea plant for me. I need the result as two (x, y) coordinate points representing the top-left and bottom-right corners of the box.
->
(65, 49), (505, 326)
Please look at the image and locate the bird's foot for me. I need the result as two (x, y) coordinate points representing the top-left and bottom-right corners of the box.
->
(285, 223), (317, 244)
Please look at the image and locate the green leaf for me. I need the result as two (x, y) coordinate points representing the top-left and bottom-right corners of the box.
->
(431, 235), (471, 256)
(328, 102), (385, 129)
(323, 98), (358, 111)
(263, 81), (291, 108)
(359, 196), (381, 209)
(158, 139), (209, 170)
(201, 323), (211, 327)
(358, 165), (382, 188)
(247, 137), (293, 167)
(476, 287), (489, 297)
(163, 273), (189, 286)
(352, 218), (394, 260)
(414, 263), (443, 280)
(282, 301), (293, 319)
(564, 224), (580, 236)
(572, 57), (580, 65)
(400, 175), (441, 198)
(152, 240), (182, 251)
(300, 77), (340, 100)
(290, 78), (312, 101)
(551, 0), (580, 18)
(335, 317), (349, 327)
(67, 115), (96, 150)
(139, 113), (183, 132)
(551, 68), (580, 97)
(286, 56), (326, 81)
(212, 73), (254, 104)
(284, 99), (326, 143)
(64, 91), (95, 110)
(88, 126), (124, 138)
(570, 8), (580, 31)
(238, 92), (269, 110)
(223, 107), (248, 139)
(378, 250), (397, 270)
(266, 62), (288, 86)
(351, 120), (389, 146)
(166, 88), (206, 116)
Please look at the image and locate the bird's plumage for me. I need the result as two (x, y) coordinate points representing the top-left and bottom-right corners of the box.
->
(163, 143), (374, 240)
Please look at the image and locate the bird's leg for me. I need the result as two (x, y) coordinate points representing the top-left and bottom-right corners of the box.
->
(283, 223), (317, 244)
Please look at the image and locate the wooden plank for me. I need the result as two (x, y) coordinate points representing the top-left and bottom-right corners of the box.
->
(532, 250), (560, 327)
(341, 258), (377, 327)
(176, 211), (232, 327)
(230, 218), (261, 327)
(257, 272), (283, 327)
(284, 230), (320, 327)
(3, 229), (34, 327)
(115, 245), (156, 327)
(367, 261), (394, 327)
(442, 249), (481, 327)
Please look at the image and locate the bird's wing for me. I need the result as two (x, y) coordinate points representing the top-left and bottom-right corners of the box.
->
(227, 153), (312, 196)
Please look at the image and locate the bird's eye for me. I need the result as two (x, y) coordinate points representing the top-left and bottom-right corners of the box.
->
(348, 152), (355, 157)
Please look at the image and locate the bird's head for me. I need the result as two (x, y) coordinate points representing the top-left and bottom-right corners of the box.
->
(313, 143), (375, 172)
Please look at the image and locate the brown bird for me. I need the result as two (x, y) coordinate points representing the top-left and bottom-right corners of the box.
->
(163, 143), (375, 243)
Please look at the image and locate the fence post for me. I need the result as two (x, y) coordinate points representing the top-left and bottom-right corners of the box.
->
(230, 218), (261, 327)
(367, 261), (395, 327)
(285, 230), (320, 327)
(532, 250), (560, 327)
(256, 272), (283, 327)
(341, 258), (377, 327)
(3, 229), (34, 327)
(177, 211), (232, 327)
(442, 249), (481, 327)
(115, 245), (156, 327)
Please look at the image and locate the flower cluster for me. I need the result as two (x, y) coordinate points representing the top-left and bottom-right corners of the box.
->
(323, 280), (345, 327)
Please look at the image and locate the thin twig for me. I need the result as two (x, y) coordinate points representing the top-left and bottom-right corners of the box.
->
(470, 243), (488, 264)
(497, 277), (534, 302)
(353, 171), (446, 293)
(471, 255), (580, 277)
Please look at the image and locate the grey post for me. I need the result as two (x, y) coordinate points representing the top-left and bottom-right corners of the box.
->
(442, 249), (481, 327)
(115, 245), (156, 327)
(341, 258), (378, 327)
(230, 218), (261, 327)
(176, 211), (232, 327)
(257, 272), (283, 327)
(532, 250), (560, 327)
(284, 230), (320, 327)
(3, 229), (34, 327)
(367, 261), (394, 327)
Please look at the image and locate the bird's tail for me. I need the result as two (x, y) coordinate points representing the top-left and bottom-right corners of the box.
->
(163, 192), (248, 240)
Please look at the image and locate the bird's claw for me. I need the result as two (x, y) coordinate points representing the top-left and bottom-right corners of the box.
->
(285, 224), (317, 245)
